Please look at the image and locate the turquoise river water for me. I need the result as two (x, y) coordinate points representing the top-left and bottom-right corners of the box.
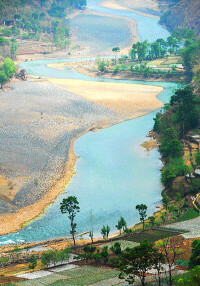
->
(0, 0), (178, 244)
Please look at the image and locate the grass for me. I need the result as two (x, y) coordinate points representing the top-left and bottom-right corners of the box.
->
(175, 259), (189, 267)
(100, 240), (139, 250)
(174, 208), (199, 223)
(125, 229), (182, 243)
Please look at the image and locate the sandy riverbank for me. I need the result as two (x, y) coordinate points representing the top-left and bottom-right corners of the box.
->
(48, 78), (163, 116)
(0, 0), (163, 237)
(0, 75), (163, 235)
(101, 0), (160, 18)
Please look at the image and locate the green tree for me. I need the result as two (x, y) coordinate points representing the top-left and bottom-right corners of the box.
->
(101, 225), (107, 239)
(116, 216), (127, 234)
(10, 39), (17, 60)
(60, 196), (80, 246)
(162, 193), (170, 210)
(101, 246), (109, 264)
(149, 216), (155, 228)
(119, 241), (164, 286)
(3, 58), (16, 78)
(136, 204), (147, 231)
(0, 70), (8, 88)
(29, 255), (37, 271)
(98, 60), (106, 72)
(106, 225), (110, 239)
(110, 242), (122, 255)
(175, 265), (200, 286)
(189, 240), (200, 269)
(195, 151), (200, 166)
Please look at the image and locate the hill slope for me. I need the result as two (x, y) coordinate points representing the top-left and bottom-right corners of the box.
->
(159, 0), (200, 37)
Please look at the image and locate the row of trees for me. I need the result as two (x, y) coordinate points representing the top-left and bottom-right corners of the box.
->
(60, 196), (150, 246)
(153, 86), (199, 192)
(129, 28), (195, 62)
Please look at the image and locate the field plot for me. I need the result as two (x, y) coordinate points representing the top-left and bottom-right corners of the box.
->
(100, 239), (139, 250)
(124, 229), (183, 243)
(15, 266), (123, 286)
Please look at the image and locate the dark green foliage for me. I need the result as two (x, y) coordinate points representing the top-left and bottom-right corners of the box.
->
(119, 241), (164, 285)
(195, 150), (200, 166)
(41, 248), (70, 266)
(161, 158), (190, 188)
(116, 216), (127, 234)
(60, 196), (80, 246)
(174, 265), (200, 286)
(148, 216), (156, 228)
(110, 242), (122, 255)
(162, 193), (170, 209)
(29, 255), (37, 271)
(101, 246), (109, 264)
(0, 69), (8, 88)
(189, 240), (200, 269)
(101, 225), (110, 239)
(154, 86), (199, 191)
(136, 204), (147, 231)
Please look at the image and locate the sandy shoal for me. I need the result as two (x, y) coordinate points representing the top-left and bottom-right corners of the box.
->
(101, 0), (160, 18)
(48, 78), (163, 116)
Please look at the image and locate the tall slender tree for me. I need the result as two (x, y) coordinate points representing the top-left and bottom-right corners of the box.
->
(60, 196), (80, 246)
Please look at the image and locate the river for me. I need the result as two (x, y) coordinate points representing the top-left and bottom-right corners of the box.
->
(0, 0), (177, 244)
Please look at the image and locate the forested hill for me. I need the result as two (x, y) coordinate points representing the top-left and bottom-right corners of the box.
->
(159, 0), (200, 38)
(0, 0), (87, 58)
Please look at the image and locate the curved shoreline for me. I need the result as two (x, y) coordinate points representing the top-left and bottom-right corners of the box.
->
(0, 84), (164, 236)
(0, 0), (167, 239)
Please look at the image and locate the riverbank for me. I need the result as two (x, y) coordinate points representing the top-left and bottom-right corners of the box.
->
(0, 74), (164, 235)
(0, 0), (171, 240)
(47, 59), (184, 82)
(48, 78), (163, 115)
(100, 0), (160, 18)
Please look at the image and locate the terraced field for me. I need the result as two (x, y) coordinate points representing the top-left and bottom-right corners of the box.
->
(15, 265), (124, 286)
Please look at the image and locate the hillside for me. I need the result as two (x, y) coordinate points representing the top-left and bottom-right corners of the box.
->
(159, 0), (200, 37)
(0, 0), (87, 58)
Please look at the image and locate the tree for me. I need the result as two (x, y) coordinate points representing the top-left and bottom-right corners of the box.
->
(0, 70), (8, 88)
(156, 236), (184, 286)
(60, 196), (80, 246)
(149, 216), (155, 228)
(112, 46), (120, 59)
(132, 41), (148, 62)
(89, 209), (94, 243)
(106, 225), (110, 239)
(10, 39), (17, 60)
(101, 246), (109, 264)
(116, 219), (123, 235)
(119, 241), (164, 286)
(110, 242), (122, 255)
(136, 204), (147, 231)
(175, 265), (200, 286)
(101, 224), (110, 239)
(3, 58), (16, 78)
(29, 255), (37, 271)
(162, 193), (170, 210)
(189, 240), (200, 269)
(195, 151), (200, 166)
(98, 60), (106, 72)
(116, 216), (127, 235)
(101, 225), (107, 239)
